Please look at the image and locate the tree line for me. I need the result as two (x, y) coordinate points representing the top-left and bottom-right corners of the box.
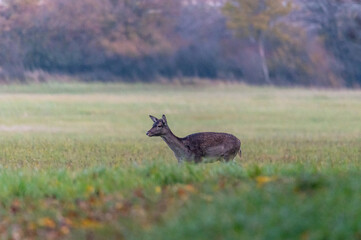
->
(0, 0), (360, 87)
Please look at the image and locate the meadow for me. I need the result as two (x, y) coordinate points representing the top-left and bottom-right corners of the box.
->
(0, 82), (360, 239)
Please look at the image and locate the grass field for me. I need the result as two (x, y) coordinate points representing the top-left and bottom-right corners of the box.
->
(0, 82), (360, 239)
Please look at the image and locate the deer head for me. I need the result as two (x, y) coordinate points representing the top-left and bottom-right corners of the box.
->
(146, 114), (170, 137)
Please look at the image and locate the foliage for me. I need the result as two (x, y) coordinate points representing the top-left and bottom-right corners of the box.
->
(0, 0), (179, 80)
(222, 0), (335, 86)
(300, 0), (361, 87)
(223, 0), (293, 39)
(0, 0), (360, 86)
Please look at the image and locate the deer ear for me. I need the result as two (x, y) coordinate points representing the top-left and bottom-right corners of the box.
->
(149, 115), (158, 123)
(162, 114), (168, 125)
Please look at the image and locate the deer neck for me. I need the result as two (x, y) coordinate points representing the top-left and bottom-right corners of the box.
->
(161, 131), (189, 157)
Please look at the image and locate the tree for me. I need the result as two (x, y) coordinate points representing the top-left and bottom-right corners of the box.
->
(173, 1), (228, 78)
(0, 0), (41, 81)
(0, 0), (180, 80)
(223, 0), (293, 84)
(300, 0), (361, 86)
(97, 0), (180, 79)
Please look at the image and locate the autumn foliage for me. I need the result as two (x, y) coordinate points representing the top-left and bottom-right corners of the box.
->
(0, 0), (360, 87)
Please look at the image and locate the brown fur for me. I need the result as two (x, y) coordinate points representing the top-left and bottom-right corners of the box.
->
(147, 115), (242, 163)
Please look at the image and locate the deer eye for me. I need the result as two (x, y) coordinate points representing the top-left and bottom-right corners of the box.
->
(157, 125), (162, 128)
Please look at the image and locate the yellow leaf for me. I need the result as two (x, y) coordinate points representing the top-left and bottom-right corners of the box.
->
(77, 219), (102, 229)
(86, 185), (95, 194)
(155, 186), (162, 194)
(255, 176), (274, 186)
(38, 217), (56, 228)
(184, 184), (197, 193)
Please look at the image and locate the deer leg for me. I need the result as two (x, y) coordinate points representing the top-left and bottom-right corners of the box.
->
(223, 149), (239, 162)
(223, 154), (235, 162)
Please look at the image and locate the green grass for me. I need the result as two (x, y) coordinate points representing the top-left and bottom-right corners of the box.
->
(0, 82), (360, 239)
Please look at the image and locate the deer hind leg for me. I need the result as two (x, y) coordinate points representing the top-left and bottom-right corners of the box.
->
(223, 154), (236, 162)
(223, 148), (239, 162)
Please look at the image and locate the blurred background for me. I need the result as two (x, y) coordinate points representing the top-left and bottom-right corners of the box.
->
(0, 0), (360, 87)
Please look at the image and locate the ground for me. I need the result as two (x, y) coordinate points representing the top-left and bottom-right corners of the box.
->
(0, 82), (360, 239)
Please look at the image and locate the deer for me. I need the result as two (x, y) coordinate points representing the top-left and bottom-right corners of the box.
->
(146, 114), (242, 163)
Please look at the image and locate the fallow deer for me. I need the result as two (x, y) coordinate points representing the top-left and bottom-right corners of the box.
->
(146, 115), (242, 163)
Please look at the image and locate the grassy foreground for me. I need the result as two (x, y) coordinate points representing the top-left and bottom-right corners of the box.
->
(0, 82), (360, 239)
